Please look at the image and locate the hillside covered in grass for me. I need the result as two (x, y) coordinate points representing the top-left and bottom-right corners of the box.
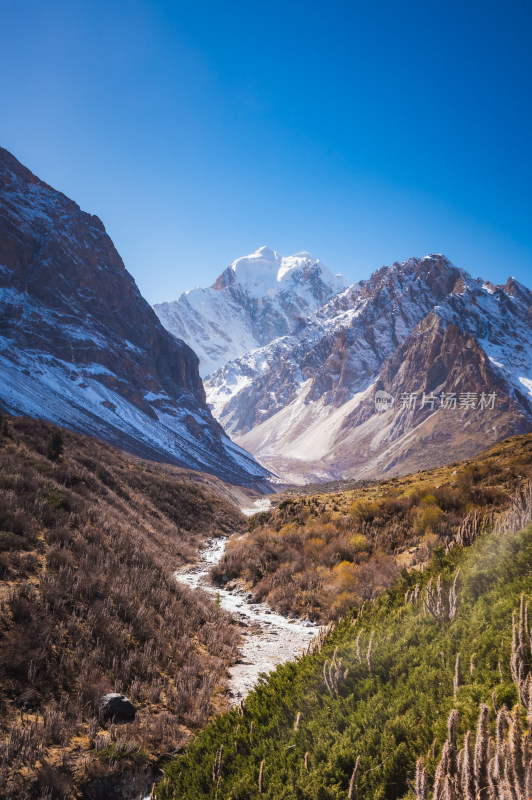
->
(0, 416), (246, 799)
(215, 434), (532, 620)
(158, 486), (532, 800)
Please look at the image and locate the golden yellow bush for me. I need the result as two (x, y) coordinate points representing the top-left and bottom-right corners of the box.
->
(349, 534), (370, 554)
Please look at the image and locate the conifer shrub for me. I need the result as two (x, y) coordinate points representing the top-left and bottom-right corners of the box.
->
(45, 428), (63, 460)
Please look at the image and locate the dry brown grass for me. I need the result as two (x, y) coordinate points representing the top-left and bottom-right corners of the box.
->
(0, 416), (246, 799)
(216, 433), (532, 622)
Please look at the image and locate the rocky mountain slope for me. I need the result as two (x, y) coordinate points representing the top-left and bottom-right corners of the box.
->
(204, 255), (532, 482)
(154, 246), (348, 377)
(0, 147), (268, 487)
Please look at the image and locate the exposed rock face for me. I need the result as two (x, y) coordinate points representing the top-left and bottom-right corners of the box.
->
(154, 246), (349, 377)
(204, 255), (532, 483)
(99, 694), (136, 723)
(0, 147), (268, 487)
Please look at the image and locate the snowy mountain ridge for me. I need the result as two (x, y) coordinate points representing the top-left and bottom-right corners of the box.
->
(206, 255), (464, 426)
(201, 254), (532, 483)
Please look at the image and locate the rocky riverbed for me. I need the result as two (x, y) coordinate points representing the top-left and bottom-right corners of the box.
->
(174, 501), (319, 700)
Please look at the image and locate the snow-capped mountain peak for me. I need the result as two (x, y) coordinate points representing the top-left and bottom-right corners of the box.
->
(154, 248), (349, 376)
(228, 246), (284, 297)
(223, 246), (346, 297)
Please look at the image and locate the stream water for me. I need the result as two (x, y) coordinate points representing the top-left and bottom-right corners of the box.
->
(174, 498), (319, 700)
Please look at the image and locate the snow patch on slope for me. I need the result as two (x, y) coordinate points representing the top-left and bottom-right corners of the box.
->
(0, 347), (266, 478)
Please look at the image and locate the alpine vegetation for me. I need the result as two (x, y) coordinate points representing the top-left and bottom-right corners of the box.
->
(157, 475), (532, 799)
(416, 598), (532, 800)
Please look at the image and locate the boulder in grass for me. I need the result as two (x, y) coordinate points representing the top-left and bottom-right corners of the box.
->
(99, 693), (136, 723)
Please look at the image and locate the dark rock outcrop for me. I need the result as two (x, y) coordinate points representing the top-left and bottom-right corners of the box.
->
(99, 693), (136, 723)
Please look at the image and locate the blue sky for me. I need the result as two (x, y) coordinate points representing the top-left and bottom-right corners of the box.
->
(1, 0), (531, 303)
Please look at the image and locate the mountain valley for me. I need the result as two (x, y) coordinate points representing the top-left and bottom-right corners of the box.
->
(1, 146), (532, 800)
(1, 414), (530, 799)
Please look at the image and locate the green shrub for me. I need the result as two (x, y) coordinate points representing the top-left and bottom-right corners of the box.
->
(45, 428), (63, 461)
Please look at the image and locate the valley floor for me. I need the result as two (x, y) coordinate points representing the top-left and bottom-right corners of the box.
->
(1, 419), (531, 800)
